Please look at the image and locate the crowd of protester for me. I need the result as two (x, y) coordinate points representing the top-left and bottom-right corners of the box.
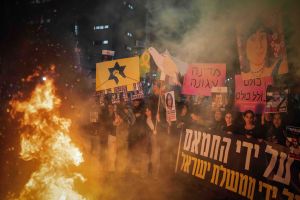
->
(85, 83), (299, 180)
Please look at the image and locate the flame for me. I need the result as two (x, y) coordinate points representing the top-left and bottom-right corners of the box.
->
(10, 78), (86, 200)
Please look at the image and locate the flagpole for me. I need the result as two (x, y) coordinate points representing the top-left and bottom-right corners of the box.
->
(154, 80), (162, 132)
(175, 125), (184, 173)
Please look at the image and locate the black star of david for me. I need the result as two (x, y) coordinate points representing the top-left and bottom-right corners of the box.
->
(108, 62), (126, 84)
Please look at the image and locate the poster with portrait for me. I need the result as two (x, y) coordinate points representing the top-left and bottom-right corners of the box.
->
(165, 91), (176, 122)
(265, 86), (288, 113)
(111, 93), (120, 104)
(114, 85), (129, 102)
(211, 87), (228, 111)
(286, 126), (300, 160)
(130, 82), (144, 101)
(236, 11), (288, 80)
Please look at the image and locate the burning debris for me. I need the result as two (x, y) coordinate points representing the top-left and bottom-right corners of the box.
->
(9, 77), (86, 200)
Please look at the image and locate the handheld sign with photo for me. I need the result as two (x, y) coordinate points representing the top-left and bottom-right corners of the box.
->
(165, 91), (176, 122)
(265, 86), (288, 113)
(211, 87), (228, 111)
(131, 82), (144, 101)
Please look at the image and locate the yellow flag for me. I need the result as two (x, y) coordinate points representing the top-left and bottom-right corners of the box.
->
(139, 50), (150, 77)
(96, 56), (140, 91)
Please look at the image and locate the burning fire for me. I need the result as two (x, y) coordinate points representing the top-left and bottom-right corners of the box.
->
(10, 78), (86, 200)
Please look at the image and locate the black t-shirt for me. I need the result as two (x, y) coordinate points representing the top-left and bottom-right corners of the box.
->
(266, 126), (286, 146)
(238, 126), (262, 139)
(223, 124), (235, 134)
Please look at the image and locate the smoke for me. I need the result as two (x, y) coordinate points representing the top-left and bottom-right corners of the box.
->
(146, 0), (300, 78)
(71, 1), (300, 199)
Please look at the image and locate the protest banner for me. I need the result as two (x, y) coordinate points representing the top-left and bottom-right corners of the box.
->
(265, 86), (288, 113)
(182, 63), (226, 96)
(211, 87), (228, 111)
(175, 127), (300, 200)
(235, 75), (272, 114)
(96, 56), (140, 91)
(165, 91), (176, 122)
(236, 11), (288, 80)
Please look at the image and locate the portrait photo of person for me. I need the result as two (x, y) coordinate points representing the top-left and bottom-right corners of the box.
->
(211, 87), (228, 111)
(237, 13), (288, 80)
(165, 92), (174, 110)
(266, 86), (288, 113)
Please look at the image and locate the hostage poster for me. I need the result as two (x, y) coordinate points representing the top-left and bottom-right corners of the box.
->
(236, 11), (288, 80)
(165, 91), (176, 122)
(265, 86), (288, 113)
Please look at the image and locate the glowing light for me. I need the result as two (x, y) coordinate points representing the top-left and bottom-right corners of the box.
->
(42, 76), (47, 81)
(10, 78), (86, 200)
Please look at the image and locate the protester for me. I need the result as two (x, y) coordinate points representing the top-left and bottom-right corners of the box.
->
(238, 110), (261, 140)
(105, 104), (117, 173)
(114, 107), (130, 175)
(209, 109), (224, 133)
(145, 105), (160, 179)
(177, 103), (190, 129)
(261, 112), (273, 133)
(189, 105), (209, 130)
(128, 99), (148, 177)
(266, 113), (286, 145)
(223, 111), (234, 134)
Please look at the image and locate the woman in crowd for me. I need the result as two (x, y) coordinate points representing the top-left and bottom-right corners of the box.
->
(105, 104), (117, 173)
(177, 103), (190, 129)
(189, 104), (210, 130)
(261, 112), (273, 134)
(114, 106), (130, 175)
(209, 109), (224, 133)
(223, 111), (234, 135)
(266, 113), (286, 145)
(145, 105), (160, 179)
(128, 99), (148, 177)
(238, 110), (262, 140)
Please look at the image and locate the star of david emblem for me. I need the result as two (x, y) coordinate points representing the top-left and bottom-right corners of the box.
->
(108, 62), (126, 84)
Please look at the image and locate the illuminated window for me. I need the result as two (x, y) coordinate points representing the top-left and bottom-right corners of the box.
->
(128, 3), (134, 10)
(94, 25), (110, 30)
(102, 40), (109, 45)
(74, 25), (78, 36)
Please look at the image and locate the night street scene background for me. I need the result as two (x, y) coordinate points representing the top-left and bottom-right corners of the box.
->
(1, 0), (300, 200)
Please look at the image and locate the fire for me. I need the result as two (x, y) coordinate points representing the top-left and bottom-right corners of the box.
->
(10, 78), (86, 200)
